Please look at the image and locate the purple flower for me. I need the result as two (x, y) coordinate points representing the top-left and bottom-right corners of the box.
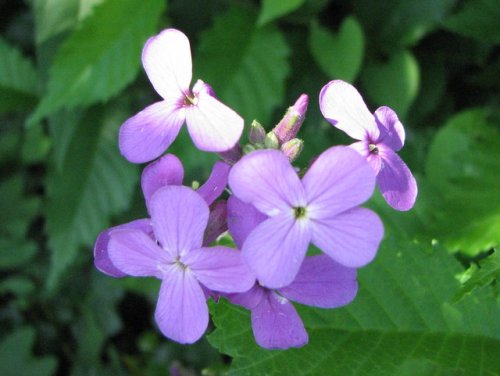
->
(319, 80), (418, 211)
(107, 186), (255, 344)
(119, 29), (244, 163)
(228, 146), (383, 289)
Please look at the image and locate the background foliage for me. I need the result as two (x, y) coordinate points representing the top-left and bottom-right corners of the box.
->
(0, 0), (498, 375)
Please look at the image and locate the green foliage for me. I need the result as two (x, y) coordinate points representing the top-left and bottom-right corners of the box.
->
(257, 0), (306, 26)
(33, 0), (80, 44)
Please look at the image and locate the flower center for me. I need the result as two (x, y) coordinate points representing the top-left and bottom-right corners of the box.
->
(369, 144), (379, 155)
(183, 94), (198, 106)
(174, 257), (188, 271)
(293, 206), (307, 219)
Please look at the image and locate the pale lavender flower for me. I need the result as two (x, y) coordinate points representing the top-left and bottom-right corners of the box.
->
(107, 186), (255, 344)
(119, 29), (244, 163)
(319, 80), (418, 211)
(228, 146), (383, 289)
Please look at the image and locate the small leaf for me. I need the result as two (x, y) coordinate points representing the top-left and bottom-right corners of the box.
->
(0, 276), (35, 297)
(257, 0), (305, 26)
(308, 17), (365, 82)
(454, 251), (499, 302)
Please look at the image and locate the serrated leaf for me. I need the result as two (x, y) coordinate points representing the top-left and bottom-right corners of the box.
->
(424, 109), (500, 255)
(196, 6), (290, 126)
(257, 0), (305, 26)
(308, 17), (364, 82)
(45, 107), (138, 291)
(28, 0), (165, 125)
(0, 37), (39, 114)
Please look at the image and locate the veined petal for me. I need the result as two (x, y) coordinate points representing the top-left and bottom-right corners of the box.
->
(374, 106), (405, 151)
(229, 150), (305, 216)
(142, 29), (192, 100)
(251, 290), (308, 350)
(94, 219), (152, 277)
(141, 154), (184, 212)
(226, 284), (265, 310)
(242, 214), (312, 289)
(197, 161), (231, 205)
(155, 268), (208, 344)
(310, 207), (384, 268)
(149, 186), (209, 257)
(279, 255), (358, 308)
(183, 246), (255, 293)
(319, 80), (379, 141)
(227, 196), (267, 249)
(377, 146), (418, 211)
(108, 229), (171, 278)
(303, 146), (376, 218)
(185, 88), (244, 152)
(119, 100), (185, 163)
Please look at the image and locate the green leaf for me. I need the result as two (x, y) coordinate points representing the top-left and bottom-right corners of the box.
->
(28, 0), (165, 125)
(257, 0), (305, 26)
(361, 50), (420, 117)
(444, 0), (500, 44)
(45, 106), (138, 291)
(308, 17), (364, 82)
(0, 239), (37, 269)
(33, 0), (80, 44)
(0, 276), (35, 297)
(0, 327), (57, 376)
(208, 237), (499, 375)
(424, 109), (500, 255)
(196, 6), (290, 126)
(0, 37), (39, 114)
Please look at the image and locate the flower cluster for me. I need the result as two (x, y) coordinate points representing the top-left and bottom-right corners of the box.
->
(94, 29), (417, 349)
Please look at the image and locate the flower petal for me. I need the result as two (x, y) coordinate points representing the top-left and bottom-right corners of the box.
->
(227, 196), (267, 249)
(303, 146), (376, 218)
(226, 284), (265, 310)
(94, 219), (152, 277)
(377, 146), (418, 211)
(203, 200), (228, 246)
(319, 80), (379, 141)
(142, 29), (192, 100)
(149, 186), (209, 257)
(183, 246), (255, 293)
(228, 150), (305, 216)
(279, 255), (358, 308)
(185, 86), (244, 152)
(349, 141), (383, 174)
(155, 268), (208, 344)
(251, 290), (308, 350)
(119, 100), (185, 163)
(310, 207), (383, 268)
(374, 106), (405, 151)
(242, 214), (312, 289)
(197, 161), (231, 205)
(108, 229), (170, 278)
(141, 154), (184, 212)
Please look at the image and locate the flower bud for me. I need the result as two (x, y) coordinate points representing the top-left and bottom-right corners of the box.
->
(272, 94), (308, 144)
(281, 138), (304, 162)
(249, 120), (266, 145)
(264, 131), (279, 149)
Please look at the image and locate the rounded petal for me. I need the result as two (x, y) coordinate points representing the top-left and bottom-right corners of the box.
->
(319, 80), (379, 141)
(374, 106), (405, 151)
(242, 215), (312, 289)
(94, 219), (153, 277)
(228, 150), (305, 216)
(149, 186), (209, 257)
(141, 154), (184, 211)
(377, 147), (418, 211)
(108, 229), (171, 278)
(279, 255), (358, 308)
(226, 284), (265, 310)
(197, 161), (231, 205)
(155, 269), (208, 344)
(310, 207), (384, 268)
(303, 146), (376, 218)
(251, 291), (308, 350)
(185, 89), (244, 152)
(119, 100), (185, 163)
(227, 196), (267, 249)
(183, 246), (255, 293)
(142, 29), (192, 99)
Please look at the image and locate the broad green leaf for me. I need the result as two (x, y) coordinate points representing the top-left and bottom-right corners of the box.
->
(361, 50), (420, 117)
(0, 327), (57, 376)
(28, 0), (165, 125)
(33, 0), (80, 44)
(196, 6), (290, 126)
(257, 0), (305, 26)
(0, 37), (39, 114)
(425, 109), (500, 255)
(308, 17), (364, 82)
(208, 237), (499, 375)
(45, 106), (138, 290)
